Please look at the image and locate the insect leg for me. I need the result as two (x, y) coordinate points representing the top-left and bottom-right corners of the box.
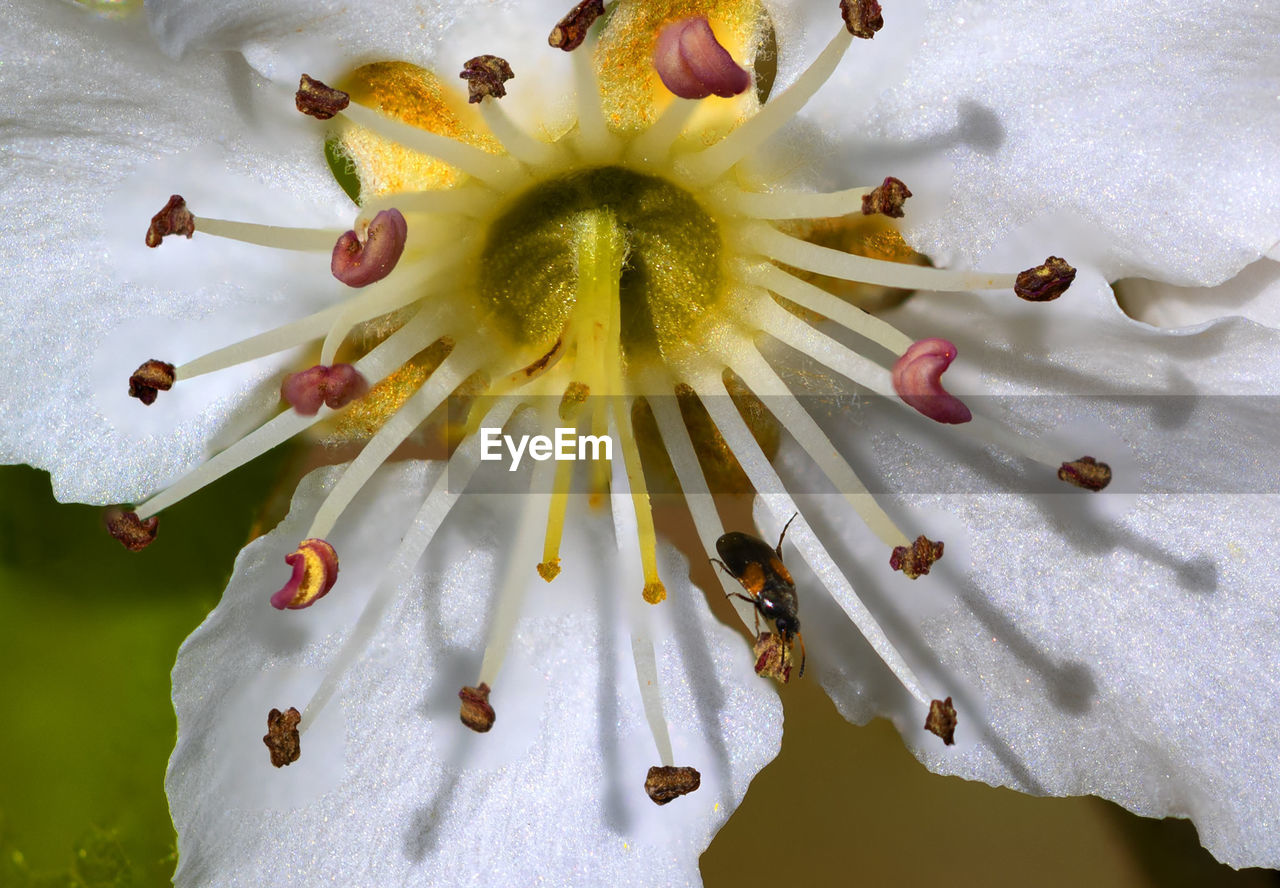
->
(775, 512), (800, 558)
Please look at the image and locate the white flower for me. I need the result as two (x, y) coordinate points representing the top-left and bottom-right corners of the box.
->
(2, 0), (1279, 883)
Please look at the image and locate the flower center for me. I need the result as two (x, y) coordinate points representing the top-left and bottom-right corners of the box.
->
(478, 166), (722, 355)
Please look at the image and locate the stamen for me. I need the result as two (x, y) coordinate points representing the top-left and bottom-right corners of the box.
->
(1015, 257), (1077, 302)
(569, 29), (620, 160)
(548, 0), (605, 51)
(104, 508), (158, 552)
(695, 372), (932, 706)
(744, 224), (1019, 292)
(925, 696), (958, 746)
(338, 100), (519, 186)
(295, 74), (349, 120)
(458, 683), (496, 733)
(728, 347), (910, 548)
(890, 535), (945, 579)
(1058, 456), (1112, 491)
(459, 55), (515, 104)
(839, 0), (884, 39)
(610, 442), (675, 770)
(625, 99), (698, 165)
(736, 260), (914, 354)
(653, 17), (751, 100)
(644, 382), (760, 634)
(724, 183), (874, 221)
(270, 538), (339, 610)
(136, 307), (445, 519)
(127, 359), (175, 405)
(304, 346), (482, 541)
(192, 217), (342, 252)
(537, 441), (576, 582)
(861, 176), (911, 218)
(681, 28), (852, 182)
(145, 195), (194, 247)
(263, 707), (302, 767)
(478, 100), (557, 168)
(891, 338), (973, 424)
(281, 364), (369, 415)
(644, 766), (701, 805)
(359, 187), (497, 224)
(300, 399), (520, 733)
(477, 457), (557, 686)
(331, 208), (408, 288)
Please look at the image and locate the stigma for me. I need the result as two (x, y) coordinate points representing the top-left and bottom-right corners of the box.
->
(114, 1), (1108, 785)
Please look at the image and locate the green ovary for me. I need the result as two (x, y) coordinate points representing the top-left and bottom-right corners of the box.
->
(476, 166), (724, 357)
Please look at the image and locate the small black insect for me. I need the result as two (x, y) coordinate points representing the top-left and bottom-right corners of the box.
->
(710, 514), (805, 678)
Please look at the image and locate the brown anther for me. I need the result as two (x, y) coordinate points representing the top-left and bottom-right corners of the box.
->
(127, 359), (175, 406)
(1058, 456), (1112, 491)
(104, 509), (158, 552)
(459, 683), (496, 733)
(537, 559), (562, 582)
(548, 0), (605, 51)
(644, 765), (701, 805)
(263, 706), (302, 767)
(752, 632), (792, 684)
(840, 0), (884, 39)
(861, 177), (912, 219)
(460, 55), (515, 104)
(890, 535), (945, 579)
(145, 195), (194, 248)
(1015, 256), (1076, 302)
(295, 74), (350, 120)
(925, 697), (957, 746)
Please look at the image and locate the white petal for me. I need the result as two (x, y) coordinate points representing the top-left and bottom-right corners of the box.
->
(785, 289), (1280, 868)
(168, 461), (781, 886)
(815, 0), (1280, 283)
(0, 1), (349, 503)
(1115, 258), (1280, 330)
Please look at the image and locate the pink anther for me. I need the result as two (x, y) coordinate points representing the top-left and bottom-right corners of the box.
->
(281, 363), (369, 415)
(271, 538), (339, 610)
(653, 17), (751, 100)
(891, 338), (972, 424)
(331, 208), (408, 288)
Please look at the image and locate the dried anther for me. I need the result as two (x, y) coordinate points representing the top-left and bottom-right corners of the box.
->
(840, 0), (884, 39)
(644, 765), (701, 805)
(127, 359), (175, 405)
(925, 697), (957, 746)
(271, 538), (339, 610)
(460, 55), (515, 104)
(548, 0), (605, 51)
(295, 74), (349, 120)
(654, 17), (752, 100)
(263, 707), (302, 767)
(753, 632), (793, 684)
(861, 177), (912, 218)
(331, 208), (408, 288)
(1058, 456), (1112, 491)
(892, 338), (972, 425)
(537, 558), (562, 582)
(144, 195), (194, 248)
(104, 509), (158, 552)
(459, 683), (496, 733)
(1015, 256), (1076, 302)
(281, 364), (369, 415)
(890, 535), (945, 579)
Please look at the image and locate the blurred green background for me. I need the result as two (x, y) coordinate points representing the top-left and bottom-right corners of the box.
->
(0, 460), (1275, 887)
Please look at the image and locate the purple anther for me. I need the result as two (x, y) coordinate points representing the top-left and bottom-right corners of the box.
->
(331, 208), (407, 288)
(271, 538), (339, 610)
(892, 338), (973, 424)
(653, 17), (752, 100)
(281, 363), (369, 415)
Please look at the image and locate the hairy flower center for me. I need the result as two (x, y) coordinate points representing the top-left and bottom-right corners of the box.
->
(478, 166), (722, 354)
